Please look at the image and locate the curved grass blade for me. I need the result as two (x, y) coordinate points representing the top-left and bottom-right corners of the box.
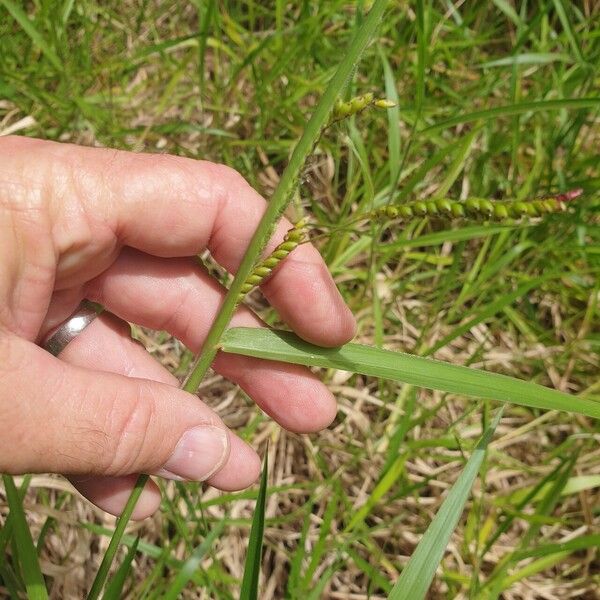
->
(239, 451), (269, 600)
(388, 409), (503, 600)
(0, 0), (62, 71)
(550, 0), (585, 64)
(163, 525), (223, 600)
(479, 52), (572, 68)
(344, 454), (407, 533)
(102, 536), (140, 600)
(220, 328), (600, 419)
(511, 534), (600, 562)
(2, 475), (48, 600)
(86, 475), (147, 600)
(421, 98), (600, 134)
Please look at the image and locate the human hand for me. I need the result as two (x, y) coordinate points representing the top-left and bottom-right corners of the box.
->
(0, 136), (355, 519)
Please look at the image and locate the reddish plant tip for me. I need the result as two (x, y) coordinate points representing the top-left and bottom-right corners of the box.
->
(555, 188), (584, 202)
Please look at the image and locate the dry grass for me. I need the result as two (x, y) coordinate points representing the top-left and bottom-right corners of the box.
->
(1, 1), (600, 598)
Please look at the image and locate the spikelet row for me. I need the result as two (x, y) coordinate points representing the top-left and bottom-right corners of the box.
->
(371, 195), (574, 222)
(238, 219), (309, 301)
(331, 93), (395, 123)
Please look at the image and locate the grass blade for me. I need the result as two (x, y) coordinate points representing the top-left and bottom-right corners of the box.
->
(300, 486), (340, 591)
(483, 453), (578, 597)
(102, 536), (140, 600)
(345, 454), (407, 532)
(479, 52), (572, 68)
(426, 276), (551, 355)
(379, 49), (400, 186)
(220, 328), (600, 419)
(0, 0), (62, 71)
(183, 0), (388, 391)
(388, 409), (503, 600)
(239, 451), (269, 600)
(163, 525), (223, 600)
(421, 98), (600, 134)
(551, 0), (585, 64)
(96, 5), (389, 584)
(511, 534), (600, 562)
(2, 475), (48, 600)
(86, 475), (148, 600)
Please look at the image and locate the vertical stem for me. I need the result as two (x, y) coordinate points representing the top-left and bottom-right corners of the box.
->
(184, 0), (389, 392)
(87, 2), (388, 596)
(86, 475), (148, 600)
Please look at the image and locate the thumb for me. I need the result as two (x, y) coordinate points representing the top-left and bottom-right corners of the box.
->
(0, 334), (230, 480)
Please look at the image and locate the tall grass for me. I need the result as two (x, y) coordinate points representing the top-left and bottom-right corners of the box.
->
(1, 1), (599, 598)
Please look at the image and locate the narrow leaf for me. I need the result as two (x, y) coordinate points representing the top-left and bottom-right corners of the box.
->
(345, 455), (407, 532)
(220, 328), (600, 419)
(551, 0), (585, 64)
(0, 0), (62, 70)
(2, 475), (48, 600)
(421, 98), (600, 134)
(379, 49), (400, 186)
(388, 409), (503, 599)
(239, 451), (269, 600)
(163, 526), (223, 600)
(102, 537), (140, 600)
(479, 53), (572, 68)
(87, 475), (148, 600)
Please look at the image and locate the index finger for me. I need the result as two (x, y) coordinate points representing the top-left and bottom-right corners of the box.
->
(9, 137), (355, 346)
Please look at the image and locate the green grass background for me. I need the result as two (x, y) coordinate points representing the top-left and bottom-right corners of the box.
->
(1, 1), (599, 598)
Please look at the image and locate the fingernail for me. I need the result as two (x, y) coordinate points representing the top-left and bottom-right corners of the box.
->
(157, 426), (229, 481)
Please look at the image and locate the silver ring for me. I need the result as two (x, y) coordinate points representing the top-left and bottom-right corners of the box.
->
(43, 302), (101, 356)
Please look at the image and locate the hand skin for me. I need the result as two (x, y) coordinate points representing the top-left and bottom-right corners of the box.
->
(0, 136), (356, 519)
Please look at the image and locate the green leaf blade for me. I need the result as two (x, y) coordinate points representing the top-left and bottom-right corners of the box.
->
(0, 0), (62, 71)
(422, 98), (600, 134)
(163, 526), (223, 600)
(220, 328), (600, 419)
(2, 475), (48, 600)
(388, 409), (504, 600)
(102, 536), (140, 600)
(239, 451), (269, 600)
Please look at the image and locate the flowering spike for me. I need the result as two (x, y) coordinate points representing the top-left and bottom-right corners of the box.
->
(238, 219), (309, 301)
(366, 193), (577, 226)
(330, 93), (395, 125)
(552, 188), (583, 202)
(332, 93), (374, 121)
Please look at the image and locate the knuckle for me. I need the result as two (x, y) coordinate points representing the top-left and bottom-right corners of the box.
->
(204, 161), (247, 189)
(102, 381), (159, 476)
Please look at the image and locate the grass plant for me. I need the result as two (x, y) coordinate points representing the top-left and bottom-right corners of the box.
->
(1, 1), (599, 598)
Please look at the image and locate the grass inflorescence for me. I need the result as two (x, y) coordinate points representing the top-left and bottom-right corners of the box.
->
(1, 1), (599, 599)
(238, 219), (309, 301)
(371, 190), (582, 222)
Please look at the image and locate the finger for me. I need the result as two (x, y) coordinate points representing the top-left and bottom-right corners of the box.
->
(0, 331), (234, 481)
(86, 248), (338, 433)
(56, 313), (260, 518)
(69, 434), (260, 519)
(2, 136), (355, 346)
(69, 474), (161, 521)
